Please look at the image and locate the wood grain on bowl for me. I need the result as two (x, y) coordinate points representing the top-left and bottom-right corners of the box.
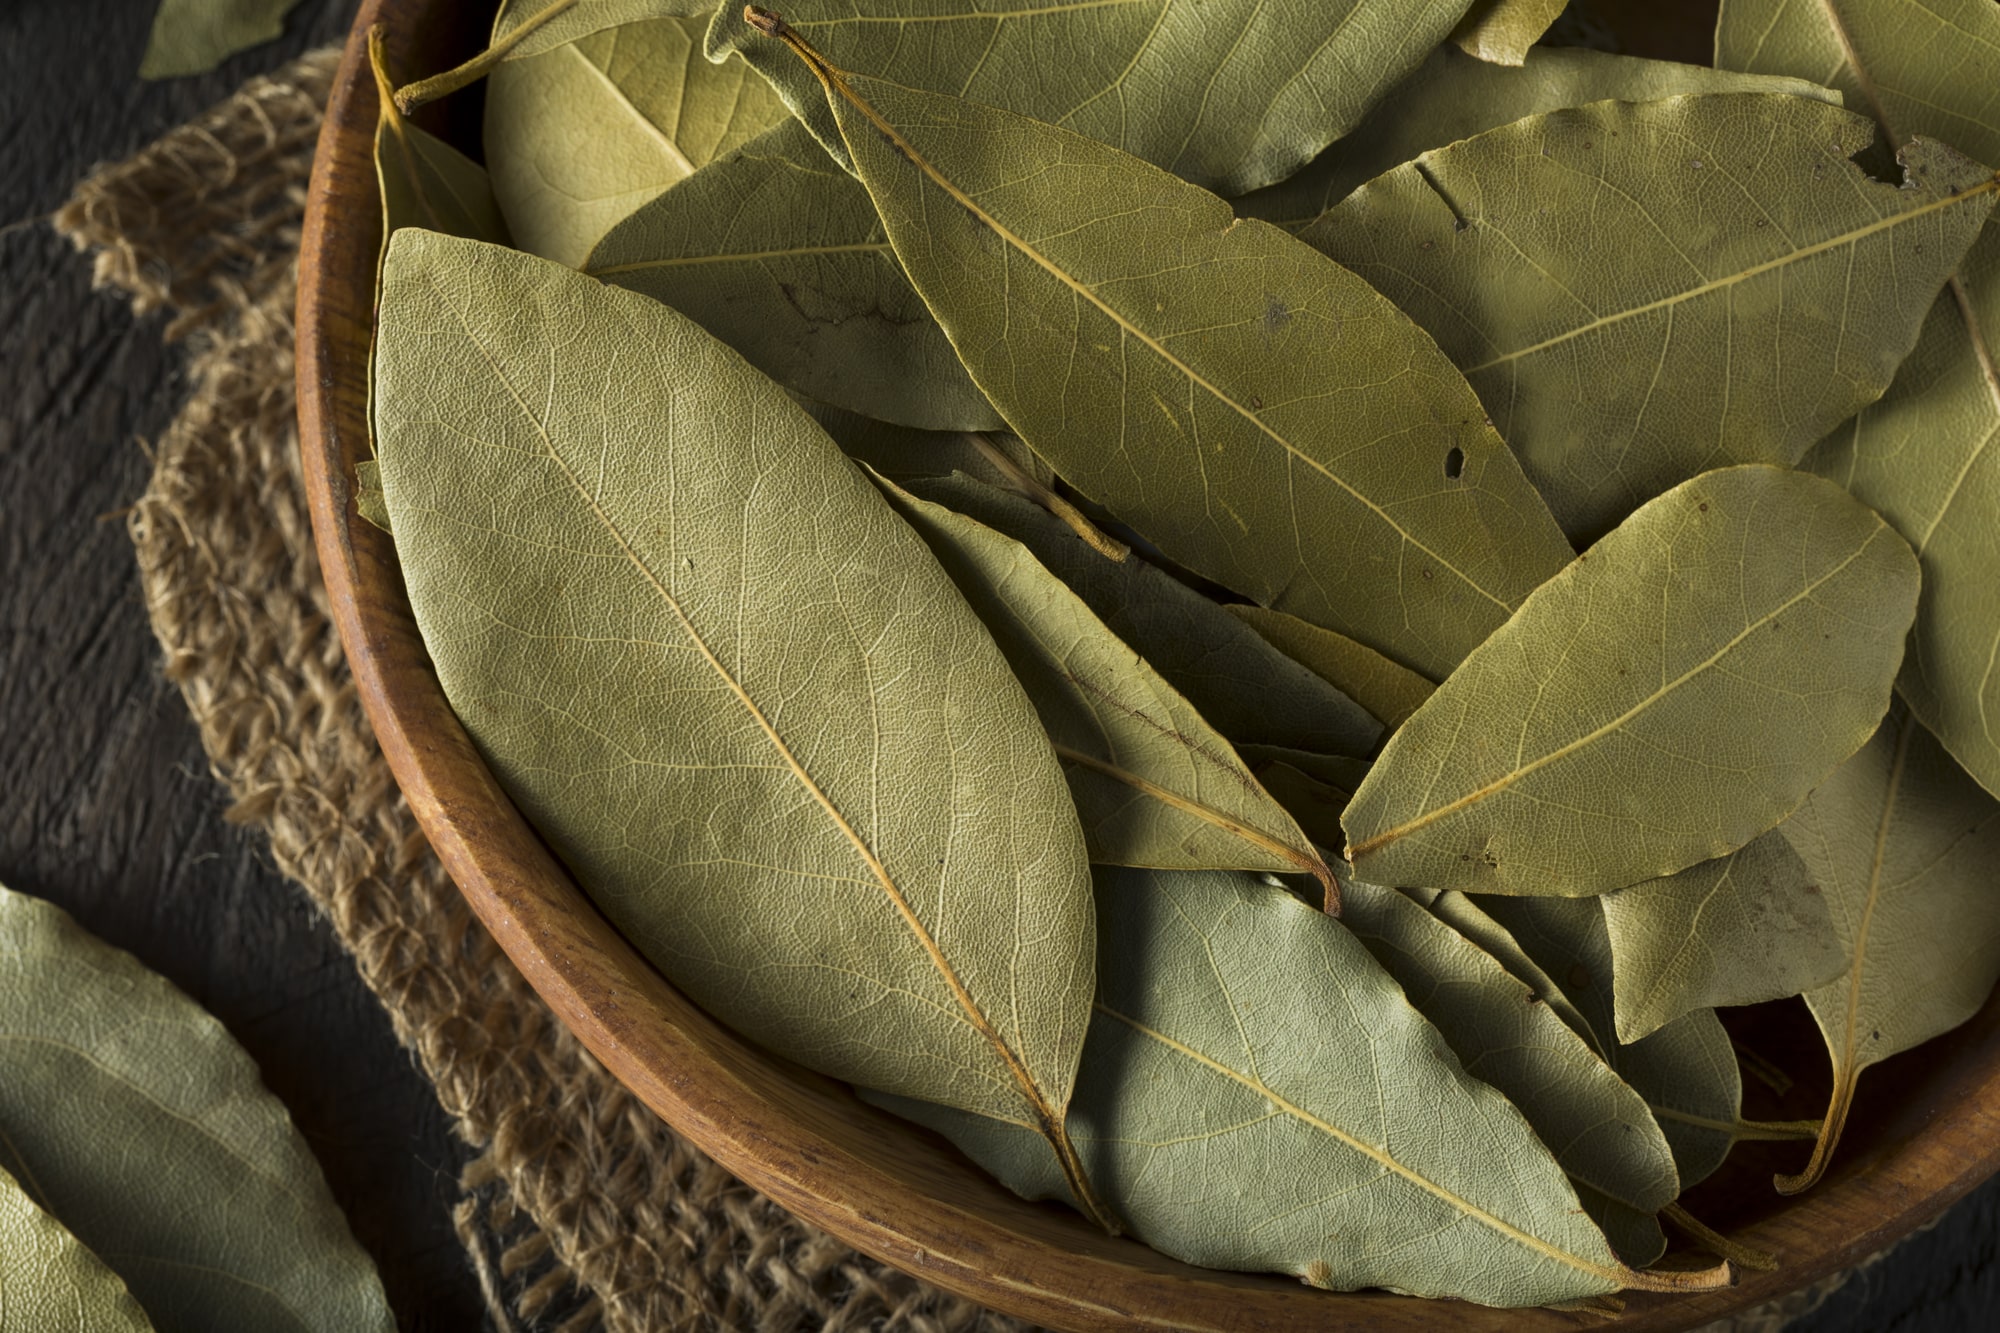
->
(295, 2), (2000, 1326)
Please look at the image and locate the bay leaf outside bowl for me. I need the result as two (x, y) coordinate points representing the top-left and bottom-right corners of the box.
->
(296, 1), (2000, 1326)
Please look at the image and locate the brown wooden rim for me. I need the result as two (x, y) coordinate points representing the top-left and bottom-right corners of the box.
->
(295, 3), (2000, 1326)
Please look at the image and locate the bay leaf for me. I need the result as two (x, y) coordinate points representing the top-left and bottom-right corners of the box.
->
(394, 0), (713, 109)
(757, 23), (1576, 682)
(0, 885), (393, 1333)
(0, 1165), (152, 1333)
(871, 475), (1335, 899)
(1601, 830), (1848, 1044)
(1240, 758), (1350, 854)
(872, 867), (1724, 1305)
(1344, 465), (1921, 897)
(485, 14), (792, 268)
(1237, 744), (1372, 799)
(586, 118), (1000, 430)
(1301, 94), (1999, 540)
(1406, 885), (1599, 1049)
(1449, 0), (1567, 66)
(715, 1), (1477, 197)
(903, 474), (1383, 758)
(1718, 0), (2000, 801)
(371, 27), (509, 246)
(370, 229), (1108, 1222)
(139, 0), (300, 78)
(1233, 45), (1841, 233)
(1773, 703), (2000, 1193)
(1336, 871), (1681, 1243)
(1226, 605), (1436, 730)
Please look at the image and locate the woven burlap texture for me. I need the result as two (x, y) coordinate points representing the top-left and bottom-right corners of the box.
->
(49, 43), (1888, 1333)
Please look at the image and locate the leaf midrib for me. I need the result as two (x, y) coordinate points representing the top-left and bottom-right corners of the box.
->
(1349, 523), (1891, 859)
(587, 241), (894, 275)
(810, 58), (1519, 617)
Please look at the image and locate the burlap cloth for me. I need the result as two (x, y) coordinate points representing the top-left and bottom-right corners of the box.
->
(49, 46), (1884, 1333)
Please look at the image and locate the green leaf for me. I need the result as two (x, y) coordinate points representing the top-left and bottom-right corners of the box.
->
(587, 118), (1000, 430)
(1233, 45), (1842, 233)
(0, 1164), (152, 1333)
(485, 14), (792, 267)
(871, 475), (1335, 898)
(370, 229), (1108, 1222)
(1336, 871), (1681, 1245)
(0, 886), (392, 1333)
(1449, 0), (1567, 66)
(1344, 465), (1921, 897)
(902, 474), (1384, 759)
(138, 0), (300, 78)
(1225, 605), (1436, 729)
(765, 28), (1576, 682)
(1601, 830), (1847, 1044)
(1773, 703), (2000, 1193)
(371, 31), (509, 246)
(715, 1), (1478, 196)
(1718, 0), (2000, 800)
(1300, 94), (1999, 540)
(873, 868), (1728, 1305)
(353, 459), (391, 534)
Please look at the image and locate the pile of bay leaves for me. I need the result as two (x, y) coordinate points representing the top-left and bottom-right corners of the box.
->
(361, 0), (2000, 1311)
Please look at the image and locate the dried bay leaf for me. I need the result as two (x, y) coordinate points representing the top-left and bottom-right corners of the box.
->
(903, 474), (1383, 759)
(1242, 759), (1351, 854)
(370, 229), (1109, 1221)
(1718, 0), (2000, 800)
(139, 0), (300, 78)
(716, 0), (1476, 197)
(485, 14), (791, 268)
(371, 29), (508, 247)
(587, 118), (1000, 430)
(395, 0), (715, 108)
(1449, 0), (1567, 66)
(1774, 704), (2000, 1192)
(1301, 94), (1999, 540)
(872, 476), (1335, 898)
(1226, 605), (1436, 730)
(0, 1165), (151, 1333)
(1601, 830), (1847, 1044)
(759, 23), (1576, 682)
(0, 886), (393, 1333)
(1336, 872), (1681, 1247)
(1233, 45), (1841, 234)
(870, 868), (1723, 1305)
(1344, 466), (1921, 897)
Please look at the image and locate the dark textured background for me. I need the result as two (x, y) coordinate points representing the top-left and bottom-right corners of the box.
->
(0, 1), (1992, 1330)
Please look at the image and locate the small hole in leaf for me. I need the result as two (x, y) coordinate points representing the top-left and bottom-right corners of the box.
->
(1443, 446), (1465, 479)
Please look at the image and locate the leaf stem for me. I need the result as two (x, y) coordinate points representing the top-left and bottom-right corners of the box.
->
(394, 0), (583, 112)
(1663, 1202), (1779, 1271)
(969, 434), (1130, 562)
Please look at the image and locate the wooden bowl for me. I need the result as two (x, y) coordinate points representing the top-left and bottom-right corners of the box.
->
(296, 2), (2000, 1326)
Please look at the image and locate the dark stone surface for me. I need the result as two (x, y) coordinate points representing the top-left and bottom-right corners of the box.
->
(0, 2), (1993, 1332)
(1, 1), (485, 1329)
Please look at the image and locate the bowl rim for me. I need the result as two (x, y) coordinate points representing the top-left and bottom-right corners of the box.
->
(295, 3), (2000, 1327)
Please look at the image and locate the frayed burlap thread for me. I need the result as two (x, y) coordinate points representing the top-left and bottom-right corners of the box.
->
(53, 47), (1024, 1333)
(49, 44), (1902, 1333)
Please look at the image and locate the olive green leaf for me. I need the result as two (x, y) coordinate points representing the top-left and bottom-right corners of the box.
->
(139, 0), (300, 78)
(1226, 605), (1436, 730)
(354, 459), (391, 533)
(798, 404), (1015, 484)
(371, 28), (509, 246)
(1301, 95), (1999, 540)
(1406, 885), (1598, 1048)
(1344, 466), (1921, 897)
(1475, 893), (1815, 1191)
(371, 229), (1109, 1223)
(1336, 872), (1681, 1245)
(0, 1164), (151, 1333)
(903, 474), (1383, 759)
(1773, 703), (2000, 1193)
(871, 868), (1729, 1305)
(1233, 45), (1841, 233)
(485, 14), (791, 268)
(1601, 830), (1847, 1044)
(1238, 745), (1372, 800)
(1449, 0), (1566, 66)
(871, 476), (1335, 900)
(0, 885), (392, 1333)
(716, 1), (1477, 197)
(586, 118), (999, 430)
(394, 0), (712, 109)
(1718, 0), (2000, 801)
(760, 25), (1576, 682)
